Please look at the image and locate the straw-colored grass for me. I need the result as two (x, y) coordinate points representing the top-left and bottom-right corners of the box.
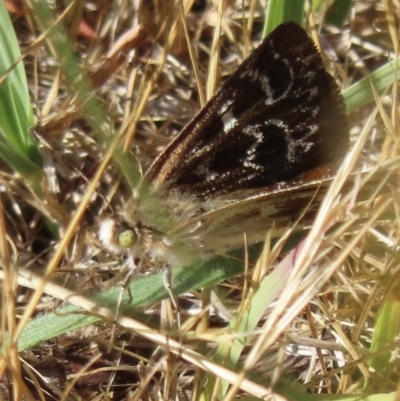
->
(1, 1), (400, 400)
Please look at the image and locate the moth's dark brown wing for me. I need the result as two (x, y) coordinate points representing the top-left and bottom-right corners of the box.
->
(144, 22), (348, 198)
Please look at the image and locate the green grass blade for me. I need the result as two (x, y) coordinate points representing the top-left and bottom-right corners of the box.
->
(324, 0), (352, 28)
(343, 57), (400, 113)
(263, 0), (305, 37)
(0, 1), (42, 189)
(14, 253), (246, 352)
(365, 274), (400, 390)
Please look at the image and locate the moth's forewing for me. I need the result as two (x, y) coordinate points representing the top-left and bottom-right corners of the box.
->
(144, 22), (348, 198)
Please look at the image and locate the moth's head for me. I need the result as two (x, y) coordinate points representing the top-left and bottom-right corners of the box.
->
(98, 213), (139, 257)
(98, 194), (202, 267)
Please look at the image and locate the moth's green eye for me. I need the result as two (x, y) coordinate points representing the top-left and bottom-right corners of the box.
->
(118, 229), (136, 248)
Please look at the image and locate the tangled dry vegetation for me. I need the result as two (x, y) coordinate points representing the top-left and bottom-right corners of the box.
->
(1, 1), (400, 400)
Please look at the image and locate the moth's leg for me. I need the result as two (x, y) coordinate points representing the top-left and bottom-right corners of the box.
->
(109, 256), (140, 350)
(123, 254), (139, 300)
(161, 265), (181, 330)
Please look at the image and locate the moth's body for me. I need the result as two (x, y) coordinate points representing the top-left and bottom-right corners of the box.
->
(99, 22), (348, 268)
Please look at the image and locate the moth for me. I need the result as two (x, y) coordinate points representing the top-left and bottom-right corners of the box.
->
(99, 22), (348, 268)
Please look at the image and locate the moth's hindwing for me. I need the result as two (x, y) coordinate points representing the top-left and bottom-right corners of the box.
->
(176, 167), (334, 253)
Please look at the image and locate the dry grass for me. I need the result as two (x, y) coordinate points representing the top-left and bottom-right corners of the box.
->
(1, 1), (400, 400)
